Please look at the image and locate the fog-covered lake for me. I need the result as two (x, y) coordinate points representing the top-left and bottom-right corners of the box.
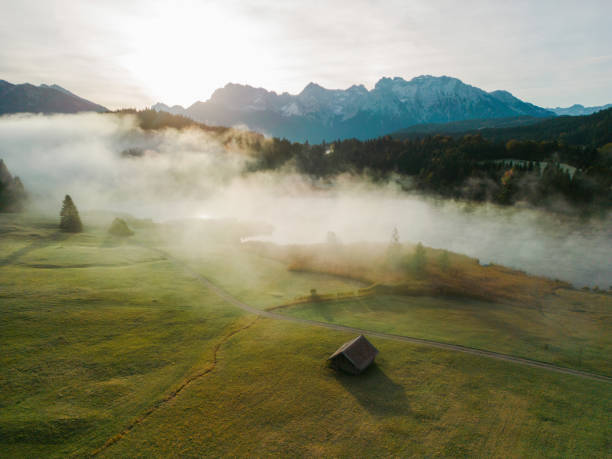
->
(2, 113), (609, 289)
(233, 194), (612, 289)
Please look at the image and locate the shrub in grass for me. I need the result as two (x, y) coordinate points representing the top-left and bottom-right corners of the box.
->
(108, 218), (134, 237)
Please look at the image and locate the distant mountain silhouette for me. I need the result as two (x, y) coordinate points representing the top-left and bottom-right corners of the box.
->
(465, 107), (612, 147)
(548, 103), (612, 116)
(395, 106), (612, 147)
(153, 75), (554, 142)
(0, 80), (107, 114)
(392, 116), (546, 140)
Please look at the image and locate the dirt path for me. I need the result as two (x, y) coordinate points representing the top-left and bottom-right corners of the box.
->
(0, 234), (67, 266)
(90, 317), (259, 457)
(91, 246), (610, 456)
(174, 256), (612, 384)
(20, 258), (165, 269)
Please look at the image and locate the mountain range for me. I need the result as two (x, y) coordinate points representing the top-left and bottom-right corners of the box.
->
(391, 116), (546, 139)
(547, 103), (612, 116)
(0, 80), (107, 115)
(392, 105), (612, 148)
(1, 76), (610, 143)
(153, 76), (556, 142)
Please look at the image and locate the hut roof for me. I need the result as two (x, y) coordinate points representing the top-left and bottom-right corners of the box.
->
(328, 335), (378, 372)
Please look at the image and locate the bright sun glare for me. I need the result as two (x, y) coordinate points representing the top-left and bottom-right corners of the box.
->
(121, 3), (267, 106)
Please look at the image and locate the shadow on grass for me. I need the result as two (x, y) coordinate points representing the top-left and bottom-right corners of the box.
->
(0, 417), (94, 444)
(333, 363), (410, 416)
(311, 301), (336, 322)
(0, 232), (69, 266)
(100, 236), (126, 248)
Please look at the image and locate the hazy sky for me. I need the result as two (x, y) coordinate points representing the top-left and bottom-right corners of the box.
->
(1, 0), (611, 109)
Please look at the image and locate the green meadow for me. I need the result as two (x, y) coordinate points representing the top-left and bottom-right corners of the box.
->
(166, 242), (365, 310)
(99, 319), (612, 458)
(280, 292), (612, 377)
(1, 214), (611, 457)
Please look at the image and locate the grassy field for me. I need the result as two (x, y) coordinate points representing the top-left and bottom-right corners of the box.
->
(245, 239), (568, 306)
(162, 239), (365, 310)
(280, 293), (612, 377)
(1, 213), (611, 457)
(0, 214), (370, 457)
(0, 214), (245, 457)
(100, 318), (612, 458)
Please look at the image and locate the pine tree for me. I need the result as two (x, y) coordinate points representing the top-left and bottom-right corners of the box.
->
(386, 227), (402, 268)
(326, 231), (339, 245)
(438, 249), (450, 272)
(60, 195), (83, 233)
(390, 227), (400, 247)
(412, 242), (427, 274)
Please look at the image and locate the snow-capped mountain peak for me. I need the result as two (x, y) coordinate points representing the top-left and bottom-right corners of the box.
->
(153, 75), (555, 142)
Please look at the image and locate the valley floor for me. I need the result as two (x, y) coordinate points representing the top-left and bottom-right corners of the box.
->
(0, 214), (610, 457)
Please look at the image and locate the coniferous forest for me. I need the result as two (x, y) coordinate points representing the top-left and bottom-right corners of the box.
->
(244, 108), (612, 212)
(113, 107), (612, 213)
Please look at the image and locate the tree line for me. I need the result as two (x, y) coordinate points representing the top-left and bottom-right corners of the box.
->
(249, 132), (612, 211)
(116, 108), (612, 212)
(0, 159), (27, 212)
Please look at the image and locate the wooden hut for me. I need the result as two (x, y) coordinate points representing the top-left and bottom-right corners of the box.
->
(328, 335), (378, 374)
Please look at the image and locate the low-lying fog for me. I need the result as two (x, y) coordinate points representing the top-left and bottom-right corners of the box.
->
(1, 112), (610, 288)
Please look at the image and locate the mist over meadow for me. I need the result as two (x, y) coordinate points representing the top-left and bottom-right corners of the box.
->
(1, 112), (610, 288)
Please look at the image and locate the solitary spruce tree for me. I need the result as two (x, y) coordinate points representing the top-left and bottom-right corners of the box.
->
(390, 227), (400, 248)
(412, 242), (427, 275)
(386, 227), (402, 269)
(438, 249), (450, 272)
(60, 195), (83, 233)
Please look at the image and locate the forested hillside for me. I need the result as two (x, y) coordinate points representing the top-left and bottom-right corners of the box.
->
(117, 109), (612, 212)
(394, 107), (612, 147)
(0, 80), (107, 114)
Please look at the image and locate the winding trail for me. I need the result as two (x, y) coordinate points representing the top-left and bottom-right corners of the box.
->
(91, 245), (610, 456)
(0, 234), (66, 266)
(169, 252), (612, 384)
(90, 316), (259, 457)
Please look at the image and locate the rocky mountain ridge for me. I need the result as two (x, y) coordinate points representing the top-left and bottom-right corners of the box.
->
(153, 75), (555, 142)
(0, 80), (107, 115)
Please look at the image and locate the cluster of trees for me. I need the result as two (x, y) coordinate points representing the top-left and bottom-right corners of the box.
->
(116, 109), (228, 133)
(114, 108), (612, 212)
(475, 107), (612, 147)
(0, 159), (27, 212)
(115, 109), (265, 152)
(59, 197), (134, 236)
(386, 229), (451, 278)
(249, 132), (612, 211)
(1, 162), (131, 237)
(396, 107), (612, 148)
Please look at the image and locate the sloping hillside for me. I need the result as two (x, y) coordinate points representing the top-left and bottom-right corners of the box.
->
(0, 80), (107, 114)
